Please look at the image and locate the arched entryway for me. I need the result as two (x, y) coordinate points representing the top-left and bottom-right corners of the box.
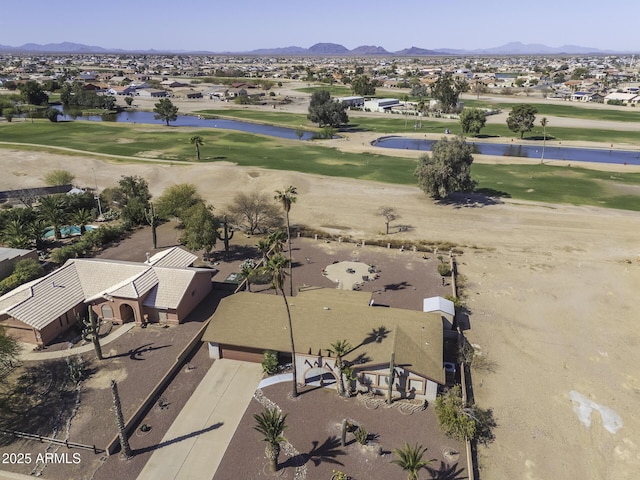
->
(303, 367), (337, 387)
(119, 304), (136, 323)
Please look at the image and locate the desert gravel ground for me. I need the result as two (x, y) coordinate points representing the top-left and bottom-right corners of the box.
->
(2, 99), (640, 479)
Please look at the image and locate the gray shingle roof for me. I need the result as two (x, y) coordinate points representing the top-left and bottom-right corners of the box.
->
(0, 249), (205, 330)
(148, 247), (198, 268)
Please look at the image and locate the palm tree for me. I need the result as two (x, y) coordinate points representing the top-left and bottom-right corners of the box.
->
(327, 339), (352, 396)
(391, 443), (432, 480)
(265, 253), (298, 397)
(2, 219), (30, 248)
(239, 259), (257, 292)
(540, 117), (548, 164)
(71, 208), (93, 234)
(110, 380), (133, 459)
(267, 229), (286, 255)
(190, 135), (204, 161)
(257, 238), (272, 262)
(38, 195), (67, 241)
(274, 186), (297, 296)
(28, 219), (49, 251)
(253, 407), (288, 473)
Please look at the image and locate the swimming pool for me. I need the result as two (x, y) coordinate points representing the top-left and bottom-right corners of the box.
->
(43, 225), (96, 239)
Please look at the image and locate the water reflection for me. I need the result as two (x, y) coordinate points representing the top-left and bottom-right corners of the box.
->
(373, 136), (640, 165)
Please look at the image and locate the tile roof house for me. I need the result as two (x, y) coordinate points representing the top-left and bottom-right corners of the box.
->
(0, 248), (212, 345)
(202, 288), (445, 401)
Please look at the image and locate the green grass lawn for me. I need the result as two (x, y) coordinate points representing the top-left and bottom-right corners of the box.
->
(2, 120), (640, 211)
(194, 108), (640, 143)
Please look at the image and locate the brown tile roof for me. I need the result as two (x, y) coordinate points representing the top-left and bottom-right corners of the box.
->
(202, 288), (444, 384)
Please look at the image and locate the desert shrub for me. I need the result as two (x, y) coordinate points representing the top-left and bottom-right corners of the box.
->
(262, 350), (279, 375)
(437, 262), (452, 277)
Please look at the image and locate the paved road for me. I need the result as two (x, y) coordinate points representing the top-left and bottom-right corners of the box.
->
(136, 359), (263, 480)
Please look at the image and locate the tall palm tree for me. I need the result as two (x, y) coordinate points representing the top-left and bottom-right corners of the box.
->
(190, 135), (204, 161)
(266, 253), (298, 397)
(257, 238), (272, 263)
(38, 195), (67, 241)
(71, 208), (93, 234)
(391, 443), (432, 480)
(327, 339), (352, 396)
(540, 117), (548, 164)
(274, 186), (297, 296)
(253, 407), (288, 473)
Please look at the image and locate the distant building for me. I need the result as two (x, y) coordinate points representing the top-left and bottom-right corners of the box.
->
(137, 88), (168, 98)
(364, 98), (402, 112)
(336, 96), (364, 107)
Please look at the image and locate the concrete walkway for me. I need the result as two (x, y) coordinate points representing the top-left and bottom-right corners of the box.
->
(17, 324), (136, 361)
(136, 359), (263, 480)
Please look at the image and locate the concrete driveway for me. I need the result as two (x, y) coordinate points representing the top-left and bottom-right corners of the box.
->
(136, 359), (263, 480)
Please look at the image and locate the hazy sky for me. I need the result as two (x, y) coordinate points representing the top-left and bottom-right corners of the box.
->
(1, 0), (639, 52)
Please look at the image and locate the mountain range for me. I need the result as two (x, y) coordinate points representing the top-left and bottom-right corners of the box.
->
(0, 41), (630, 55)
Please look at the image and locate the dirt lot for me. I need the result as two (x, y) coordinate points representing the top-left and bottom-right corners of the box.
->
(1, 134), (640, 479)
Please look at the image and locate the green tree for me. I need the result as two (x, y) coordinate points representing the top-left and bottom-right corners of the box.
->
(506, 104), (538, 139)
(125, 96), (134, 106)
(155, 183), (202, 220)
(351, 75), (376, 96)
(0, 258), (45, 296)
(3, 107), (15, 122)
(326, 339), (352, 396)
(432, 73), (468, 113)
(19, 80), (49, 105)
(38, 195), (68, 241)
(307, 90), (348, 128)
(179, 202), (219, 259)
(265, 253), (298, 398)
(1, 219), (30, 249)
(253, 407), (288, 473)
(459, 108), (487, 137)
(44, 169), (75, 186)
(190, 135), (204, 161)
(415, 136), (476, 199)
(410, 83), (429, 99)
(274, 186), (297, 296)
(391, 443), (432, 480)
(153, 98), (179, 126)
(45, 108), (61, 122)
(434, 384), (495, 444)
(70, 208), (93, 234)
(113, 175), (152, 226)
(0, 326), (20, 366)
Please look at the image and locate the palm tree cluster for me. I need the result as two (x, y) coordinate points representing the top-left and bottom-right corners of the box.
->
(0, 192), (96, 249)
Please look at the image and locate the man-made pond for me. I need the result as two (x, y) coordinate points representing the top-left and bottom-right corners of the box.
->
(54, 107), (316, 140)
(372, 136), (640, 166)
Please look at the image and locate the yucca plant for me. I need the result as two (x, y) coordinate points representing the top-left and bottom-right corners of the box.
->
(391, 443), (432, 480)
(254, 407), (288, 472)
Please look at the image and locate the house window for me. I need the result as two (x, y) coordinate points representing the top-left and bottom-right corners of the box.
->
(101, 304), (113, 319)
(409, 379), (424, 393)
